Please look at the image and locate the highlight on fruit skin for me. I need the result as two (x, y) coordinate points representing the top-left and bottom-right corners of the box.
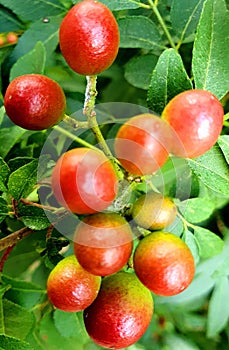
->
(47, 255), (101, 312)
(162, 89), (224, 158)
(59, 0), (120, 75)
(133, 231), (195, 296)
(74, 212), (133, 276)
(4, 74), (66, 130)
(83, 271), (154, 349)
(132, 192), (177, 230)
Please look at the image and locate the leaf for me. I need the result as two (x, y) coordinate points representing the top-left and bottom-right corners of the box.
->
(188, 145), (229, 196)
(124, 54), (158, 90)
(54, 310), (87, 339)
(7, 159), (38, 200)
(0, 0), (66, 22)
(118, 16), (162, 50)
(165, 333), (200, 350)
(18, 205), (56, 230)
(0, 157), (10, 192)
(0, 335), (35, 350)
(217, 135), (229, 164)
(147, 49), (193, 114)
(207, 276), (229, 337)
(171, 0), (205, 41)
(0, 197), (8, 224)
(177, 198), (215, 223)
(96, 0), (141, 10)
(0, 126), (26, 159)
(194, 227), (224, 259)
(10, 42), (46, 81)
(0, 7), (23, 32)
(182, 229), (199, 264)
(192, 0), (229, 99)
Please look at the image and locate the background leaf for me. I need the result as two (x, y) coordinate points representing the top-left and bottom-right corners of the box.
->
(0, 335), (35, 350)
(96, 0), (141, 10)
(147, 49), (193, 114)
(0, 127), (26, 159)
(177, 197), (215, 223)
(192, 0), (229, 98)
(217, 135), (229, 164)
(194, 227), (224, 259)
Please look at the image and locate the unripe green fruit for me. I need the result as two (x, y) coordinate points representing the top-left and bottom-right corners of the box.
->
(84, 271), (153, 349)
(47, 255), (101, 312)
(132, 192), (177, 230)
(134, 231), (195, 296)
(4, 74), (66, 130)
(74, 212), (133, 276)
(59, 0), (120, 75)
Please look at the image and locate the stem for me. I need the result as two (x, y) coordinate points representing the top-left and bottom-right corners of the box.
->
(147, 0), (176, 50)
(63, 114), (89, 129)
(0, 227), (34, 252)
(20, 198), (63, 212)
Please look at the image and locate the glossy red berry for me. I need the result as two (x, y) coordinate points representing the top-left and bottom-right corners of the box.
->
(114, 113), (172, 175)
(4, 74), (66, 130)
(74, 212), (133, 276)
(59, 0), (120, 75)
(162, 89), (224, 158)
(51, 148), (118, 214)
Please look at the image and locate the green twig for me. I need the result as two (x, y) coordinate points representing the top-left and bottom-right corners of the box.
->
(63, 114), (89, 129)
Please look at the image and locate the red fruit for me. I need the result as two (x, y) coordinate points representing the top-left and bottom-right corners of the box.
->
(84, 271), (153, 349)
(134, 231), (195, 296)
(6, 32), (18, 44)
(47, 255), (101, 312)
(59, 0), (120, 75)
(114, 113), (172, 175)
(162, 89), (224, 158)
(74, 212), (133, 276)
(51, 147), (118, 214)
(4, 74), (66, 130)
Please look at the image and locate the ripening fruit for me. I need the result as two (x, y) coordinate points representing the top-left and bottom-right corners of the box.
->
(134, 231), (195, 296)
(47, 255), (101, 312)
(84, 271), (153, 349)
(74, 212), (133, 276)
(162, 89), (224, 158)
(6, 32), (18, 44)
(114, 113), (172, 175)
(59, 0), (120, 75)
(4, 74), (66, 130)
(51, 148), (118, 214)
(132, 192), (177, 230)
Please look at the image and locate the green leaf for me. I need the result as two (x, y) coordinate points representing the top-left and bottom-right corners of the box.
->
(192, 0), (229, 99)
(0, 335), (35, 350)
(96, 0), (141, 10)
(0, 106), (5, 127)
(177, 198), (215, 223)
(182, 229), (199, 264)
(0, 157), (10, 192)
(118, 16), (162, 50)
(0, 0), (66, 22)
(18, 205), (56, 230)
(188, 145), (229, 196)
(125, 54), (158, 90)
(171, 0), (205, 41)
(0, 197), (8, 224)
(7, 159), (38, 200)
(194, 227), (224, 259)
(207, 276), (229, 337)
(217, 135), (229, 164)
(10, 42), (46, 81)
(54, 310), (87, 339)
(0, 126), (26, 159)
(147, 49), (193, 114)
(0, 7), (23, 32)
(165, 333), (200, 350)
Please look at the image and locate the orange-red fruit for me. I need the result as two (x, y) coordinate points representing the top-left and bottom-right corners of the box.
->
(4, 74), (66, 130)
(134, 231), (195, 296)
(132, 192), (177, 230)
(114, 113), (172, 175)
(6, 32), (18, 44)
(59, 0), (120, 75)
(84, 271), (153, 349)
(47, 255), (101, 312)
(51, 148), (118, 214)
(74, 213), (133, 276)
(162, 89), (224, 158)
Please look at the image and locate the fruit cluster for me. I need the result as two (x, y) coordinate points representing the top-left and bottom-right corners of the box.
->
(3, 1), (225, 349)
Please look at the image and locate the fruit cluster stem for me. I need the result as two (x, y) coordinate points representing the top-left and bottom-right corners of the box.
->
(0, 227), (34, 252)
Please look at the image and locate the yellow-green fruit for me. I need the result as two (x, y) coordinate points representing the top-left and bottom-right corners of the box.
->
(47, 255), (101, 312)
(132, 192), (177, 230)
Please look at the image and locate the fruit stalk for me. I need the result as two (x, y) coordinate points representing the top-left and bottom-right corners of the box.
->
(0, 227), (34, 252)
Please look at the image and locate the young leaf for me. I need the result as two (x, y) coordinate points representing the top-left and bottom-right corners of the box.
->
(125, 54), (158, 90)
(217, 135), (229, 164)
(147, 49), (193, 114)
(171, 0), (205, 42)
(177, 197), (215, 223)
(0, 126), (26, 159)
(192, 0), (229, 99)
(7, 159), (38, 200)
(118, 16), (162, 50)
(188, 145), (229, 196)
(0, 335), (35, 350)
(194, 227), (224, 259)
(10, 42), (46, 81)
(207, 276), (229, 338)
